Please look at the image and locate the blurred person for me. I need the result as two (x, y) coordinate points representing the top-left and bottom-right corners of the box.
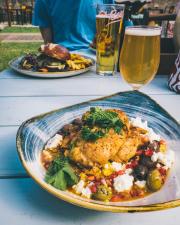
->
(33, 0), (114, 50)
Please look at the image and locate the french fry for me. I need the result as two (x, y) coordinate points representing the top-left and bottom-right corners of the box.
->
(67, 54), (93, 70)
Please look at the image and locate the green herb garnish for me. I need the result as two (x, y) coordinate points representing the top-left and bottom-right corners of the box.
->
(81, 107), (124, 141)
(68, 141), (77, 150)
(45, 157), (79, 191)
(81, 127), (105, 141)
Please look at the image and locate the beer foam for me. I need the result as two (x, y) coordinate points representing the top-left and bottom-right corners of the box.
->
(96, 14), (111, 19)
(125, 27), (161, 36)
(96, 11), (123, 20)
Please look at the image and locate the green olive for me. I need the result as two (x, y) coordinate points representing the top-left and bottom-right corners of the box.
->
(93, 185), (112, 201)
(147, 169), (163, 192)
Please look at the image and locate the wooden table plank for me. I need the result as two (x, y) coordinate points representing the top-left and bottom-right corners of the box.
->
(0, 95), (179, 127)
(0, 96), (98, 126)
(0, 74), (174, 96)
(0, 127), (26, 177)
(0, 178), (180, 225)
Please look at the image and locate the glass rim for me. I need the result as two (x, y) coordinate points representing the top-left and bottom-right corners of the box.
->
(125, 25), (162, 30)
(125, 26), (162, 36)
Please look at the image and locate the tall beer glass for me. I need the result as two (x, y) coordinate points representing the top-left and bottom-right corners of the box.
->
(96, 4), (124, 75)
(120, 26), (161, 90)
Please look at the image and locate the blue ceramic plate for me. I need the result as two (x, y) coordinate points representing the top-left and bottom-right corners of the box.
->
(16, 91), (180, 212)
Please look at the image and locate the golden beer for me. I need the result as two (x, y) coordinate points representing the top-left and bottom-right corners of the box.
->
(120, 27), (161, 89)
(96, 4), (124, 75)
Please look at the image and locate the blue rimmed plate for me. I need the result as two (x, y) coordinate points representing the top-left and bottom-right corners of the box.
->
(16, 91), (180, 212)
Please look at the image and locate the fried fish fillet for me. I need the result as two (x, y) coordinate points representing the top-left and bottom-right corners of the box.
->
(69, 128), (127, 167)
(111, 128), (142, 163)
(67, 109), (130, 167)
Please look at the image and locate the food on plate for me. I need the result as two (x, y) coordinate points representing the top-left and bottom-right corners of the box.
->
(19, 43), (93, 73)
(39, 43), (71, 61)
(41, 107), (175, 202)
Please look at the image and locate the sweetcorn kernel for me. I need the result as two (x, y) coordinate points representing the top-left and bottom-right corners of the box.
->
(84, 166), (102, 179)
(159, 143), (167, 153)
(102, 168), (113, 176)
(79, 173), (87, 181)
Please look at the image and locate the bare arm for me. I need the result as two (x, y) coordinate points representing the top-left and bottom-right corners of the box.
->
(40, 27), (53, 44)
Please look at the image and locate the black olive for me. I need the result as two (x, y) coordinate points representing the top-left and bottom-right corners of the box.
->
(72, 125), (81, 132)
(72, 118), (83, 127)
(148, 141), (160, 152)
(133, 165), (148, 180)
(138, 142), (150, 150)
(140, 155), (156, 169)
(58, 124), (73, 135)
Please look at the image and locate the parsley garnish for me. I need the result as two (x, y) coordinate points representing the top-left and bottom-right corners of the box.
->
(45, 157), (79, 191)
(81, 127), (105, 141)
(81, 107), (124, 142)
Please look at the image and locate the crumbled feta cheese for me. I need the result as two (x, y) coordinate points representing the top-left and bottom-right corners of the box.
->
(45, 134), (63, 149)
(151, 152), (159, 162)
(125, 168), (133, 175)
(131, 117), (161, 142)
(73, 180), (85, 194)
(135, 180), (146, 189)
(156, 163), (161, 168)
(111, 162), (123, 172)
(147, 128), (161, 142)
(73, 181), (92, 198)
(81, 187), (92, 199)
(113, 174), (134, 192)
(151, 150), (175, 168)
(158, 150), (175, 168)
(131, 117), (148, 130)
(157, 152), (166, 163)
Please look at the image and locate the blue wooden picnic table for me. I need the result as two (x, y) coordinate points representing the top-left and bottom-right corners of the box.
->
(0, 50), (180, 225)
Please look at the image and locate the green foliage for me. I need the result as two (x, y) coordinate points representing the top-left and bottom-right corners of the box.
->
(1, 27), (40, 33)
(45, 157), (79, 191)
(0, 42), (42, 71)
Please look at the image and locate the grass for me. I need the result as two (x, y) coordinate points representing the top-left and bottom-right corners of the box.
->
(0, 42), (42, 71)
(0, 26), (40, 33)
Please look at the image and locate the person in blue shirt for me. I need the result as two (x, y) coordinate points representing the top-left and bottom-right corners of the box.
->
(33, 0), (113, 51)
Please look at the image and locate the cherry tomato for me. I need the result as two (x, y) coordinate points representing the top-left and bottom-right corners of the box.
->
(132, 160), (138, 167)
(126, 163), (133, 169)
(159, 167), (167, 176)
(109, 173), (117, 179)
(90, 185), (97, 193)
(117, 170), (125, 175)
(145, 149), (154, 156)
